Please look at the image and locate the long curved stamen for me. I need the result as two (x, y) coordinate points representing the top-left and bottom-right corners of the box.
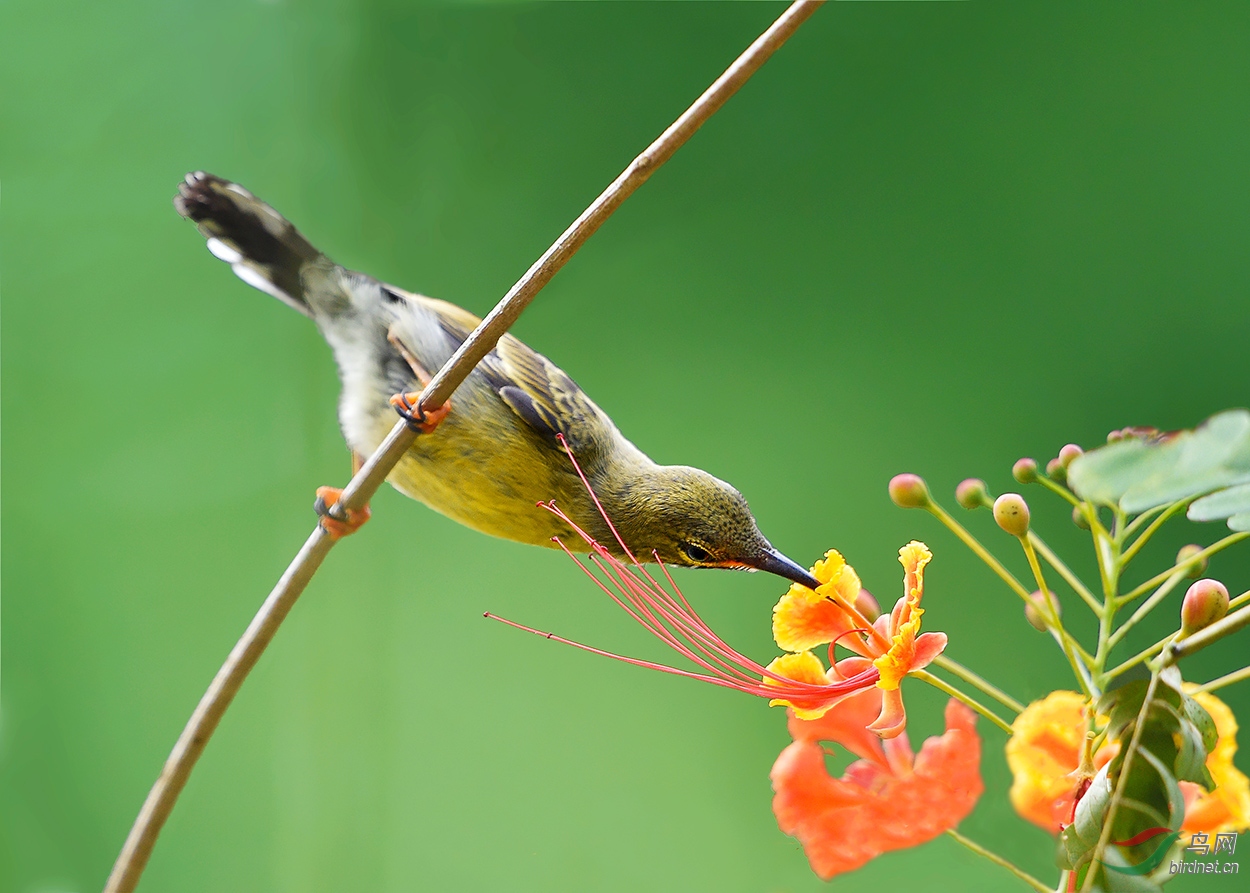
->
(486, 439), (882, 704)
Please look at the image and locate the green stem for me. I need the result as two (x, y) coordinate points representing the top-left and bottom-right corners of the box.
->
(1120, 502), (1171, 540)
(1106, 571), (1187, 651)
(933, 654), (1026, 713)
(924, 500), (1094, 675)
(1019, 534), (1095, 696)
(1035, 474), (1081, 508)
(1119, 533), (1249, 603)
(1105, 633), (1174, 680)
(911, 669), (1014, 735)
(1029, 532), (1102, 615)
(1166, 604), (1250, 663)
(1119, 499), (1188, 567)
(925, 502), (1033, 600)
(1090, 515), (1122, 689)
(945, 829), (1052, 893)
(1195, 665), (1250, 695)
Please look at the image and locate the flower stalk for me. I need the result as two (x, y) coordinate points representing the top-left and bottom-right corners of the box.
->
(945, 829), (1052, 893)
(911, 669), (1014, 735)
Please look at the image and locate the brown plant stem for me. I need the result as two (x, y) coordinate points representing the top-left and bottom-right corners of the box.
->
(101, 4), (823, 890)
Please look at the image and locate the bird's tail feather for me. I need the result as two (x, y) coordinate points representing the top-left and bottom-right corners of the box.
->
(174, 172), (322, 317)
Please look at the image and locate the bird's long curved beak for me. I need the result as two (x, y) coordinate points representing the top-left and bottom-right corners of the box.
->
(755, 548), (822, 590)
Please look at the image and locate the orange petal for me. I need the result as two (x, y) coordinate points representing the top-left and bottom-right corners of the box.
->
(787, 685), (887, 767)
(911, 631), (948, 671)
(771, 697), (982, 881)
(772, 586), (866, 655)
(867, 687), (909, 739)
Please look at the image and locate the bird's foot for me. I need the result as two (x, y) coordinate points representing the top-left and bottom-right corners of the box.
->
(314, 486), (371, 539)
(389, 390), (452, 434)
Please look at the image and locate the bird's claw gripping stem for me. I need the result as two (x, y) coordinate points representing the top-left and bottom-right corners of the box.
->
(314, 486), (371, 540)
(390, 391), (451, 434)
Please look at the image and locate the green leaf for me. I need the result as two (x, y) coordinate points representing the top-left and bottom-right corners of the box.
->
(1068, 409), (1250, 522)
(1180, 692), (1218, 757)
(1171, 705), (1216, 790)
(1188, 482), (1250, 521)
(1134, 748), (1186, 828)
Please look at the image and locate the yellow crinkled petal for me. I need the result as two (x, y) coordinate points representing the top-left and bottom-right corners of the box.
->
(898, 541), (932, 604)
(873, 613), (922, 691)
(815, 551), (863, 608)
(811, 550), (847, 589)
(765, 651), (836, 721)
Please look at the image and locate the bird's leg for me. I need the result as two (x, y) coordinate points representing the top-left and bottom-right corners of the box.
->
(387, 328), (452, 434)
(314, 450), (372, 539)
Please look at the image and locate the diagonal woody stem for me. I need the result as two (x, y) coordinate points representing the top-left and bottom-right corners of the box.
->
(101, 4), (824, 891)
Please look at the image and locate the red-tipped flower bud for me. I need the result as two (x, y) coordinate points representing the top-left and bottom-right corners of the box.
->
(1181, 579), (1229, 636)
(889, 474), (930, 509)
(1046, 457), (1068, 485)
(855, 588), (881, 622)
(1057, 443), (1084, 468)
(1072, 504), (1091, 530)
(1176, 544), (1208, 579)
(956, 478), (990, 510)
(994, 493), (1031, 536)
(1013, 458), (1039, 484)
(1025, 589), (1061, 632)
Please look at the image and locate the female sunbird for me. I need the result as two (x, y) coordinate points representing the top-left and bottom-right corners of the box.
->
(175, 172), (819, 590)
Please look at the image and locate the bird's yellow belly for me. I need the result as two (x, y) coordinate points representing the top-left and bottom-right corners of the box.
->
(384, 422), (574, 548)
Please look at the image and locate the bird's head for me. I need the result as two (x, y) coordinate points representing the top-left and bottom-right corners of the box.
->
(609, 465), (821, 590)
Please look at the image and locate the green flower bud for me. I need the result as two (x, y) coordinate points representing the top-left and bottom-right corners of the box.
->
(1176, 544), (1208, 579)
(889, 474), (930, 509)
(1025, 589), (1061, 632)
(1046, 457), (1068, 485)
(1072, 505), (1091, 530)
(955, 478), (990, 510)
(1180, 579), (1229, 636)
(1013, 458), (1039, 484)
(994, 493), (1031, 536)
(855, 588), (881, 622)
(1057, 443), (1083, 468)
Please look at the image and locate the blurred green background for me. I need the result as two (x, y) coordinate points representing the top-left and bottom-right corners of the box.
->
(4, 2), (1250, 891)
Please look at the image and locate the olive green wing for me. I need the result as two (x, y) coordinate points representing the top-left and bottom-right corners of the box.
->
(421, 296), (615, 463)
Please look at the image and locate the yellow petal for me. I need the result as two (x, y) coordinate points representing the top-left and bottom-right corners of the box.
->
(873, 614), (923, 691)
(1004, 691), (1088, 833)
(772, 587), (862, 653)
(765, 651), (836, 721)
(1184, 689), (1250, 834)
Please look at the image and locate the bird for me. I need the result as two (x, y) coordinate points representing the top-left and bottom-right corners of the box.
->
(174, 172), (820, 590)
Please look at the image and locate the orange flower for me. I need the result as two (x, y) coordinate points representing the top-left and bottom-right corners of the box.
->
(772, 541), (947, 736)
(1006, 689), (1250, 835)
(772, 696), (983, 880)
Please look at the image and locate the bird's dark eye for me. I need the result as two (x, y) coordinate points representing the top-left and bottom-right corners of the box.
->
(679, 542), (712, 563)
